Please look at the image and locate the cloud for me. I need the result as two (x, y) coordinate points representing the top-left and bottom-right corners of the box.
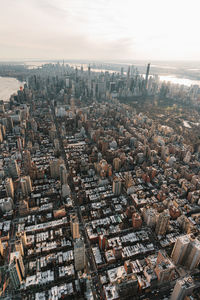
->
(33, 0), (69, 19)
(0, 0), (200, 61)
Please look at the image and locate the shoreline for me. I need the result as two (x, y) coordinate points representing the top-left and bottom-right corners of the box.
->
(0, 76), (23, 102)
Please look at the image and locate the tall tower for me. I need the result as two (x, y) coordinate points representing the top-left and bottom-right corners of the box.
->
(70, 213), (80, 240)
(155, 250), (175, 283)
(74, 238), (85, 271)
(113, 157), (121, 172)
(5, 178), (14, 199)
(127, 66), (130, 80)
(171, 235), (190, 265)
(60, 164), (68, 185)
(50, 159), (63, 179)
(20, 176), (32, 197)
(132, 213), (142, 229)
(185, 239), (200, 270)
(15, 239), (24, 257)
(8, 159), (20, 179)
(170, 276), (195, 300)
(171, 235), (200, 270)
(155, 210), (169, 235)
(145, 63), (150, 90)
(88, 64), (91, 77)
(143, 207), (156, 227)
(9, 251), (25, 289)
(23, 150), (32, 175)
(112, 177), (122, 196)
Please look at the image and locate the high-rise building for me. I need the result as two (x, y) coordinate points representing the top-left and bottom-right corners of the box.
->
(142, 207), (157, 227)
(9, 251), (25, 289)
(61, 183), (71, 198)
(23, 150), (32, 174)
(5, 177), (14, 199)
(113, 157), (121, 172)
(155, 210), (170, 235)
(132, 213), (142, 229)
(7, 116), (13, 132)
(121, 67), (124, 76)
(170, 276), (195, 300)
(8, 159), (20, 179)
(50, 158), (63, 179)
(0, 197), (13, 213)
(74, 238), (85, 271)
(112, 177), (122, 196)
(0, 103), (5, 114)
(0, 238), (7, 258)
(88, 65), (91, 77)
(155, 250), (175, 282)
(0, 124), (6, 138)
(15, 239), (24, 257)
(70, 213), (80, 239)
(49, 125), (57, 141)
(171, 235), (190, 265)
(127, 66), (130, 80)
(117, 274), (138, 298)
(20, 176), (32, 197)
(99, 235), (108, 250)
(0, 126), (3, 143)
(145, 63), (151, 90)
(54, 138), (60, 151)
(171, 235), (200, 270)
(185, 239), (200, 270)
(60, 164), (68, 185)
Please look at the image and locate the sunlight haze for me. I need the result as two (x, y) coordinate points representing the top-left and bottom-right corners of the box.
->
(0, 0), (200, 61)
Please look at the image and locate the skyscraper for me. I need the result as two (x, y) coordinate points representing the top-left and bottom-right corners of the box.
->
(155, 250), (175, 282)
(70, 213), (80, 240)
(132, 213), (142, 229)
(155, 210), (170, 235)
(50, 158), (63, 179)
(185, 239), (200, 270)
(112, 177), (122, 196)
(127, 66), (130, 80)
(171, 235), (200, 270)
(8, 159), (20, 179)
(142, 207), (157, 227)
(113, 157), (121, 172)
(5, 177), (14, 199)
(171, 235), (190, 265)
(74, 238), (85, 271)
(23, 150), (32, 174)
(145, 63), (150, 90)
(170, 276), (195, 300)
(9, 251), (25, 289)
(0, 126), (3, 143)
(88, 64), (91, 78)
(59, 164), (68, 185)
(15, 239), (24, 257)
(20, 176), (32, 197)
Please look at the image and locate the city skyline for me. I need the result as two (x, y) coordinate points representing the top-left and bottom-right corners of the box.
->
(1, 0), (200, 61)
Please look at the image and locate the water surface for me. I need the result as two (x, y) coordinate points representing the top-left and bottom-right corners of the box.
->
(0, 77), (22, 102)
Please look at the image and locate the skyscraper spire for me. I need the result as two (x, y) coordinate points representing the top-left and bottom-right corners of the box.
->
(145, 63), (150, 90)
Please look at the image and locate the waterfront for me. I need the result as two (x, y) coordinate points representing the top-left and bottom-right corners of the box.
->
(159, 75), (200, 87)
(0, 77), (22, 102)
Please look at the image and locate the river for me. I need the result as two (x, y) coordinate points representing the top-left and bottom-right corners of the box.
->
(159, 75), (200, 87)
(0, 77), (23, 102)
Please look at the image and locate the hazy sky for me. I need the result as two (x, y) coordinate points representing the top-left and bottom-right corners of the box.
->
(1, 0), (200, 61)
